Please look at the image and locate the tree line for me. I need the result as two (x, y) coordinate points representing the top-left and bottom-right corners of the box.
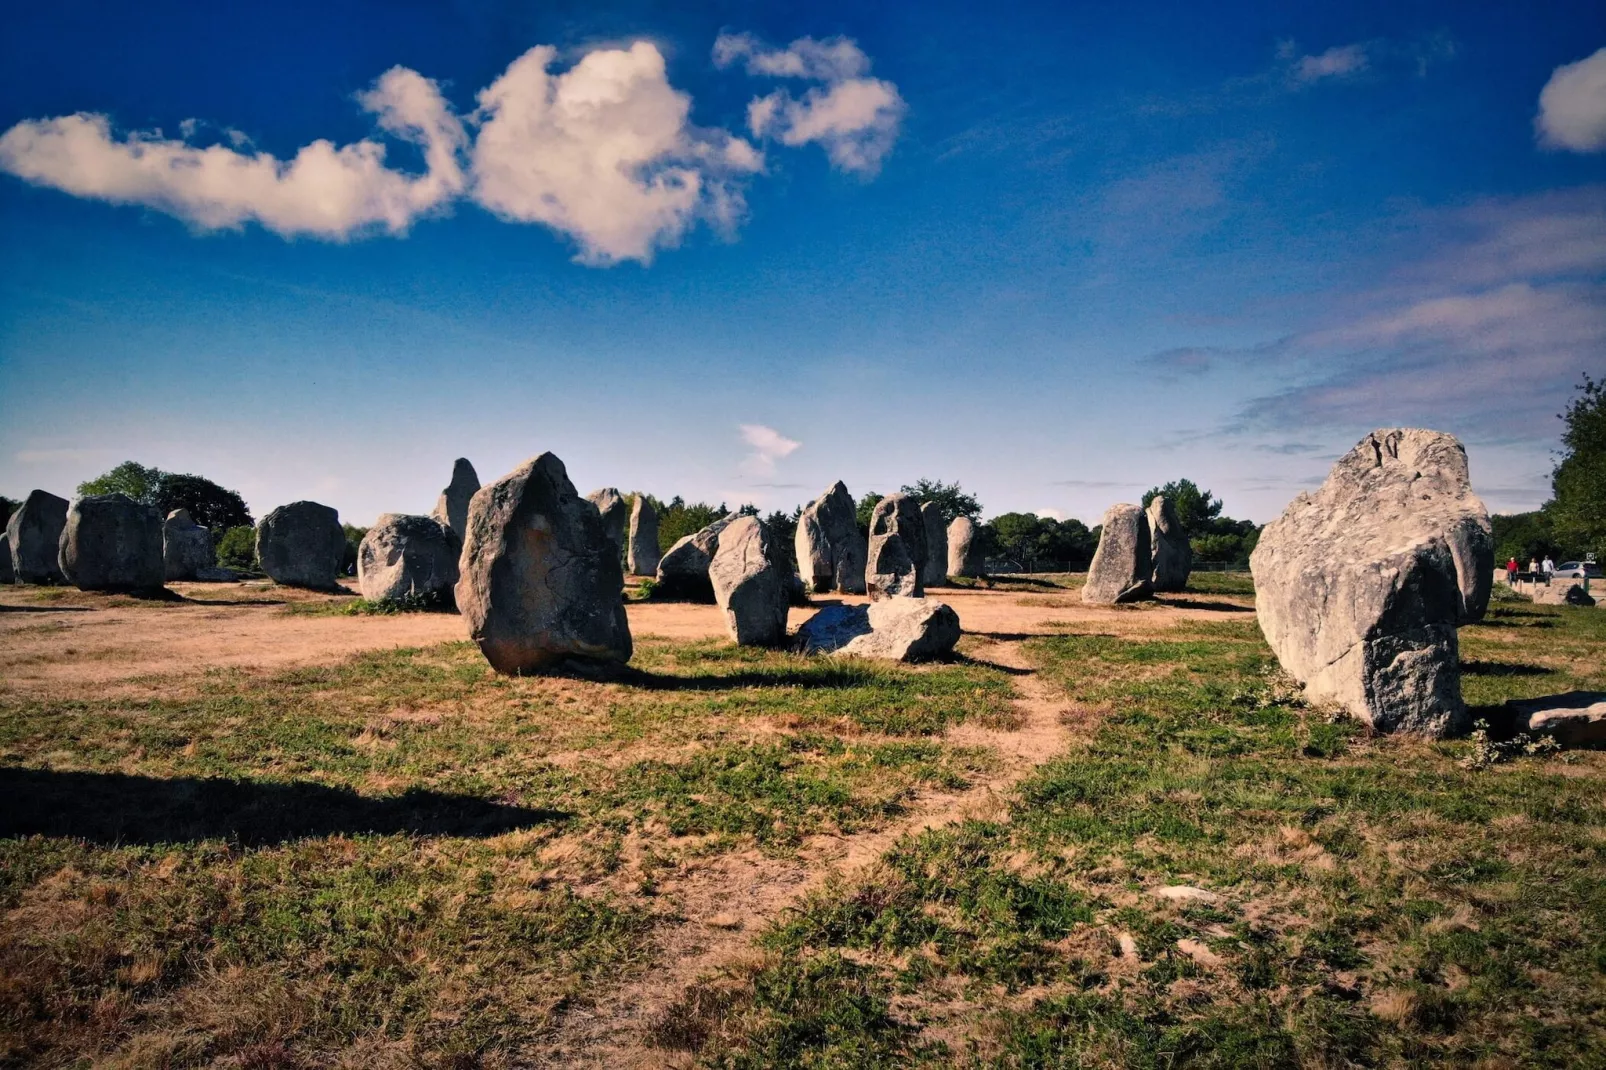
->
(1491, 374), (1606, 566)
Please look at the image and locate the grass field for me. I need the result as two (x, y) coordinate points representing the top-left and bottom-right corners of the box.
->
(2, 578), (1602, 1067)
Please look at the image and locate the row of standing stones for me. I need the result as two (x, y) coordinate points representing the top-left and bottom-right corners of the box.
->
(6, 428), (1594, 741)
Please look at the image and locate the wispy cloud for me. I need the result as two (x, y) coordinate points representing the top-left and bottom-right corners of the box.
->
(714, 32), (905, 175)
(738, 423), (801, 477)
(1537, 46), (1606, 153)
(1284, 42), (1370, 85)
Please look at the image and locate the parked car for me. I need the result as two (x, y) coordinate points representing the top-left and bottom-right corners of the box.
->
(1553, 561), (1604, 580)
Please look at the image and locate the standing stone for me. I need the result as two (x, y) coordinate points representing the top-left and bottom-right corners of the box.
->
(709, 516), (789, 646)
(358, 514), (460, 604)
(1146, 496), (1192, 593)
(7, 489), (68, 584)
(656, 515), (736, 601)
(948, 516), (984, 578)
(0, 541), (9, 585)
(795, 481), (867, 594)
(626, 496), (661, 578)
(432, 458), (480, 539)
(456, 453), (631, 674)
(1251, 428), (1493, 737)
(1082, 504), (1153, 605)
(586, 488), (628, 559)
(163, 509), (216, 581)
(59, 493), (165, 591)
(866, 493), (927, 600)
(920, 503), (949, 588)
(256, 501), (346, 590)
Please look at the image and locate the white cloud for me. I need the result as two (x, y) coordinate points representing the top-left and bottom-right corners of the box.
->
(738, 423), (801, 477)
(1537, 46), (1606, 152)
(1032, 507), (1066, 521)
(0, 66), (466, 239)
(469, 42), (763, 265)
(1292, 44), (1370, 84)
(714, 32), (904, 175)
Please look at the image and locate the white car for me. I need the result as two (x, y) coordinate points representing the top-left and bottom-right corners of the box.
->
(1553, 561), (1604, 580)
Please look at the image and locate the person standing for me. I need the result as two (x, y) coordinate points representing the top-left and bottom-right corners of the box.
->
(1542, 555), (1555, 579)
(1507, 557), (1519, 585)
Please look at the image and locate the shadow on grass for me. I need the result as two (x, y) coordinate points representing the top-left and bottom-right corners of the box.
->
(950, 653), (1032, 677)
(560, 663), (888, 692)
(1461, 660), (1555, 678)
(0, 767), (570, 846)
(1157, 598), (1256, 613)
(0, 604), (92, 613)
(179, 597), (289, 607)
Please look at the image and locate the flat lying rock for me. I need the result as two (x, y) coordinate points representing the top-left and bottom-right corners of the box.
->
(709, 515), (788, 645)
(1083, 503), (1153, 604)
(947, 516), (983, 578)
(163, 509), (215, 581)
(1251, 428), (1493, 737)
(920, 502), (949, 588)
(866, 493), (926, 600)
(627, 496), (660, 577)
(1147, 496), (1191, 592)
(7, 489), (68, 584)
(358, 513), (460, 604)
(586, 487), (628, 559)
(257, 501), (346, 590)
(456, 453), (631, 674)
(60, 493), (166, 591)
(1508, 692), (1606, 746)
(656, 515), (736, 601)
(795, 481), (867, 594)
(796, 597), (960, 662)
(432, 458), (480, 539)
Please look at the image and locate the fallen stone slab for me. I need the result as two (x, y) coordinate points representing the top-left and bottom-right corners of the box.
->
(795, 597), (960, 662)
(1507, 692), (1606, 747)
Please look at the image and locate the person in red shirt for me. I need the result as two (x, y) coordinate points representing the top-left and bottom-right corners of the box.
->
(1506, 557), (1519, 585)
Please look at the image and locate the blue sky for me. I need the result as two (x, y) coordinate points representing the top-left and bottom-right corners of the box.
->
(2, 1), (1603, 527)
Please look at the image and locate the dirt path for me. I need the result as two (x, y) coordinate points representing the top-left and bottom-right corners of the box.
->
(540, 631), (1081, 1068)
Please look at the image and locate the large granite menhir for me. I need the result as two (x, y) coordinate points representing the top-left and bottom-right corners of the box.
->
(866, 493), (926, 600)
(7, 489), (69, 584)
(627, 496), (660, 577)
(1251, 428), (1493, 737)
(1147, 496), (1191, 593)
(432, 458), (480, 539)
(456, 453), (631, 674)
(795, 481), (866, 594)
(358, 514), (460, 604)
(947, 516), (983, 578)
(656, 515), (736, 601)
(586, 488), (628, 559)
(920, 502), (948, 588)
(163, 509), (216, 581)
(60, 493), (165, 591)
(257, 501), (346, 589)
(1082, 504), (1153, 604)
(709, 515), (788, 646)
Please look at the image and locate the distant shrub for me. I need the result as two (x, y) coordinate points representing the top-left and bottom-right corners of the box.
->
(217, 525), (256, 569)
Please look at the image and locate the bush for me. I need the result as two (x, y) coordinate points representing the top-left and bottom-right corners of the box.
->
(216, 526), (256, 569)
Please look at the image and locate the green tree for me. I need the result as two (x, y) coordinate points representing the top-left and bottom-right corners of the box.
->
(898, 479), (981, 523)
(855, 492), (884, 537)
(763, 507), (801, 572)
(153, 473), (253, 533)
(341, 524), (368, 576)
(656, 497), (728, 553)
(78, 460), (164, 503)
(983, 513), (1096, 571)
(1491, 511), (1560, 567)
(216, 526), (257, 570)
(1140, 478), (1222, 534)
(1549, 373), (1606, 561)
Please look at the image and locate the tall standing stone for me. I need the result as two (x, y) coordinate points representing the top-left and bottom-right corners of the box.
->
(456, 453), (632, 674)
(59, 493), (165, 591)
(656, 515), (736, 601)
(163, 509), (216, 581)
(1082, 504), (1153, 604)
(7, 490), (69, 585)
(586, 488), (628, 559)
(1146, 496), (1192, 593)
(1251, 428), (1493, 737)
(920, 502), (949, 588)
(257, 501), (346, 590)
(866, 493), (927, 600)
(358, 514), (460, 604)
(432, 458), (480, 539)
(795, 481), (867, 594)
(709, 515), (789, 646)
(627, 495), (661, 577)
(947, 516), (984, 578)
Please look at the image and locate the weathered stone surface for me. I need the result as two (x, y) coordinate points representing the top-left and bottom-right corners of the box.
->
(866, 493), (927, 600)
(59, 494), (165, 591)
(796, 598), (961, 662)
(1564, 584), (1597, 607)
(432, 458), (480, 539)
(256, 501), (346, 590)
(7, 489), (68, 584)
(358, 513), (460, 604)
(0, 541), (10, 584)
(163, 509), (215, 581)
(795, 481), (867, 594)
(1082, 504), (1153, 605)
(709, 515), (788, 645)
(586, 488), (628, 558)
(455, 453), (632, 674)
(947, 516), (983, 578)
(656, 515), (736, 601)
(1251, 428), (1494, 737)
(1508, 692), (1606, 746)
(1146, 496), (1192, 593)
(627, 495), (660, 577)
(920, 503), (949, 588)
